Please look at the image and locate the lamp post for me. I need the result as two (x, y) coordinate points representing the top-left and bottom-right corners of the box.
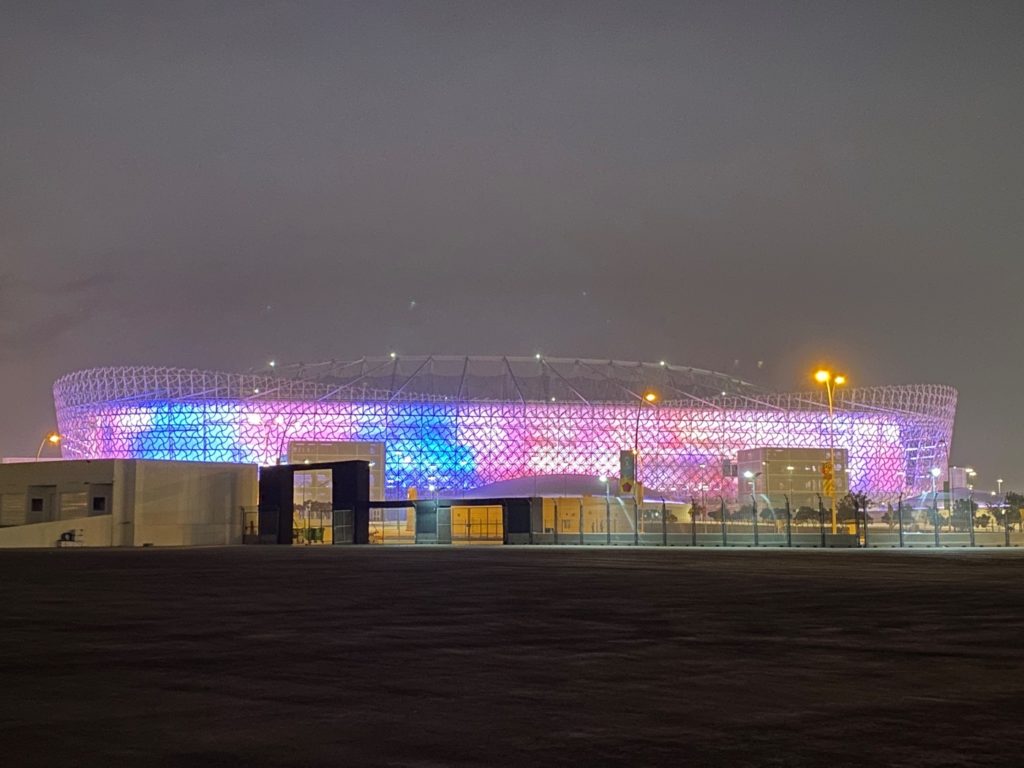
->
(744, 470), (762, 545)
(998, 478), (1004, 496)
(965, 467), (977, 545)
(814, 369), (846, 534)
(36, 432), (61, 461)
(633, 390), (657, 502)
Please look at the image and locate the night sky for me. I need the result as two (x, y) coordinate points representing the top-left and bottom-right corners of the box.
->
(2, 1), (1021, 487)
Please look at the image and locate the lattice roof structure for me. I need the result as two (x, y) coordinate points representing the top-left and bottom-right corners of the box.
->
(54, 357), (957, 502)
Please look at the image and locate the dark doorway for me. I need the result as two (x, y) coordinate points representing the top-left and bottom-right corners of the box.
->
(258, 461), (370, 545)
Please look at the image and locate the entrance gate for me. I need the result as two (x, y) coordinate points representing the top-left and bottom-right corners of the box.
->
(393, 498), (530, 545)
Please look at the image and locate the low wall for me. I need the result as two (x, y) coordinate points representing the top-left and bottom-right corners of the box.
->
(0, 515), (113, 548)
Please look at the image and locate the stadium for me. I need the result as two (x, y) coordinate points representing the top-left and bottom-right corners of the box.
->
(53, 356), (957, 503)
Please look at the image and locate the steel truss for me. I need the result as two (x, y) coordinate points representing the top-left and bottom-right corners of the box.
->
(54, 359), (957, 502)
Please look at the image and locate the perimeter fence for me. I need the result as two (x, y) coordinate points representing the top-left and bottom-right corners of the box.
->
(245, 495), (1024, 548)
(526, 495), (1024, 549)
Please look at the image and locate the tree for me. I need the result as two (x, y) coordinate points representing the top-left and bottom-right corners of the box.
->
(951, 497), (978, 531)
(689, 500), (706, 523)
(1005, 492), (1024, 531)
(793, 506), (820, 525)
(733, 504), (754, 522)
(837, 492), (871, 525)
(880, 504), (897, 530)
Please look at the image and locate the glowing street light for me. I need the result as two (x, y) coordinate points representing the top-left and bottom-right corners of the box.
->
(632, 390), (659, 501)
(998, 478), (1004, 495)
(36, 432), (61, 461)
(814, 369), (847, 534)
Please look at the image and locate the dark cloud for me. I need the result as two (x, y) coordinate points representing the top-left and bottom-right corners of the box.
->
(0, 270), (118, 354)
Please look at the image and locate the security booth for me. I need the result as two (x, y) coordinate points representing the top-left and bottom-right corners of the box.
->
(258, 460), (370, 545)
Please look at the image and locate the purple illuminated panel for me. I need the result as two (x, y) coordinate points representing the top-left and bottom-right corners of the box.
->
(54, 365), (956, 502)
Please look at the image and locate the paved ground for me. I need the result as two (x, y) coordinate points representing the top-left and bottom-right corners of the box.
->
(2, 547), (1023, 767)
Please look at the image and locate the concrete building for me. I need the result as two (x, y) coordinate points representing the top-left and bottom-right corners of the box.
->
(0, 459), (256, 548)
(735, 447), (849, 511)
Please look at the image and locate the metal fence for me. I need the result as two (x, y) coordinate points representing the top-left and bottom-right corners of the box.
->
(244, 496), (1024, 548)
(527, 495), (1024, 548)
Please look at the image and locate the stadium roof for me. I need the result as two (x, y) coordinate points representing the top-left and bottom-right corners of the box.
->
(274, 355), (763, 405)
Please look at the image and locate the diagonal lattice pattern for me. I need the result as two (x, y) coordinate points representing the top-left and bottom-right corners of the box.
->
(54, 357), (956, 502)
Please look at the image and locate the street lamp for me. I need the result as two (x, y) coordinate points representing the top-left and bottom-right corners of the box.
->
(743, 470), (762, 498)
(814, 369), (846, 534)
(36, 432), (61, 461)
(632, 390), (658, 500)
(997, 478), (1004, 496)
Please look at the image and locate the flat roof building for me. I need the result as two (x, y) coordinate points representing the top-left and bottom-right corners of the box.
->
(0, 459), (255, 548)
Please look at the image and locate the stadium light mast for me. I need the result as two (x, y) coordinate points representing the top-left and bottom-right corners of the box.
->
(814, 369), (846, 534)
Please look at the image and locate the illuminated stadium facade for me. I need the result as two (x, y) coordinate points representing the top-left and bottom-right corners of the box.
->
(53, 357), (957, 502)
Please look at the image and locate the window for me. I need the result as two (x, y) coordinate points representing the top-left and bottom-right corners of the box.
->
(92, 496), (107, 513)
(30, 498), (44, 513)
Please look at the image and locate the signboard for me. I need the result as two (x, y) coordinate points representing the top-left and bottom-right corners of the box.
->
(619, 450), (636, 495)
(821, 461), (834, 496)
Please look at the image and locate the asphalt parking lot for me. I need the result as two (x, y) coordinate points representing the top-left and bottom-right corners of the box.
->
(2, 546), (1023, 767)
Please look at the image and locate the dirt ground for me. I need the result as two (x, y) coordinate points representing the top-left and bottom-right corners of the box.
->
(2, 546), (1023, 767)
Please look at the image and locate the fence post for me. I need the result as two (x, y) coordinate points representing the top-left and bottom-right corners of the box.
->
(605, 495), (611, 545)
(578, 499), (584, 545)
(861, 505), (869, 548)
(897, 496), (904, 548)
(1005, 513), (1011, 547)
(661, 500), (668, 546)
(933, 498), (940, 547)
(633, 497), (640, 546)
(691, 498), (698, 547)
(967, 500), (976, 548)
(817, 495), (826, 548)
(752, 495), (759, 547)
(785, 495), (792, 548)
(720, 497), (728, 547)
(553, 499), (559, 545)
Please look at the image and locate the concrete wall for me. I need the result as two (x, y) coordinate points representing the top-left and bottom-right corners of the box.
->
(132, 461), (256, 546)
(0, 460), (117, 527)
(0, 459), (257, 547)
(0, 514), (113, 548)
